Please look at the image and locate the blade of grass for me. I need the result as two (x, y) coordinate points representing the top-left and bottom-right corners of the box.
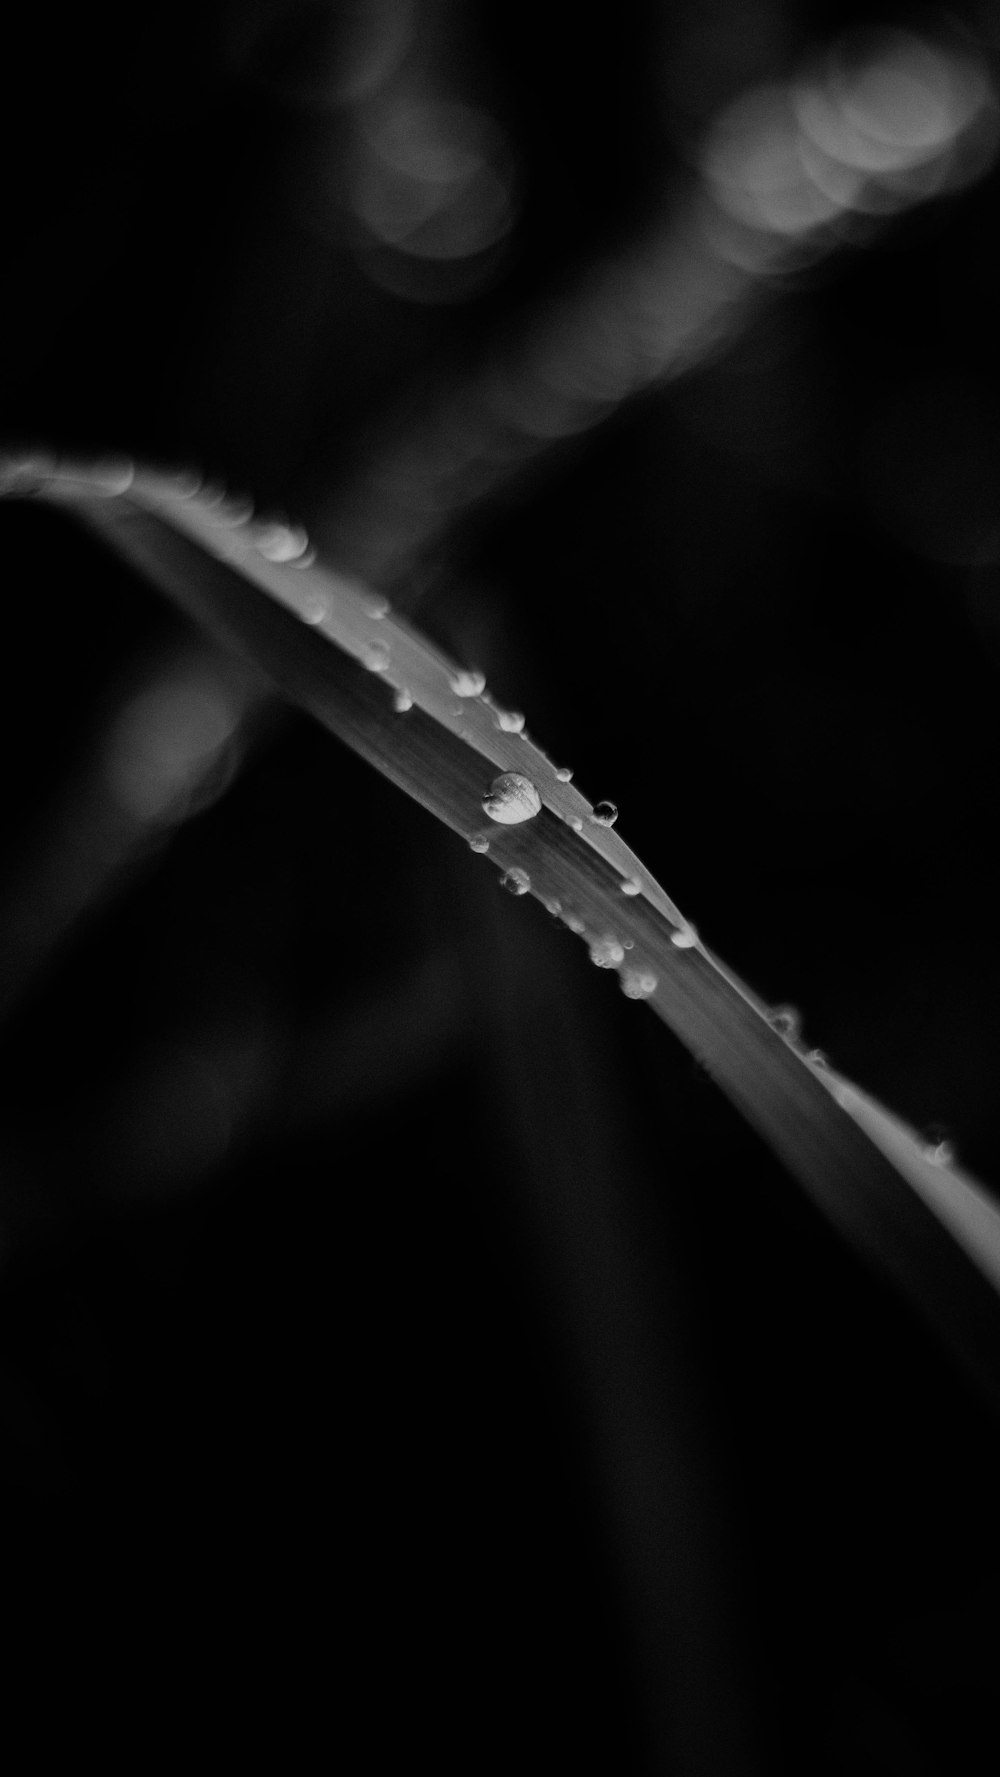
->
(7, 453), (1000, 1407)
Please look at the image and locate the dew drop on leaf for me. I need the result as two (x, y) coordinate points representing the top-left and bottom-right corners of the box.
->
(766, 1004), (801, 1040)
(255, 522), (310, 562)
(497, 708), (525, 733)
(620, 877), (641, 896)
(362, 639), (391, 672)
(554, 767), (573, 782)
(621, 969), (657, 999)
(501, 867), (531, 896)
(450, 669), (486, 697)
(670, 926), (698, 949)
(468, 834), (490, 853)
(300, 591), (329, 624)
(394, 688), (414, 712)
(591, 801), (618, 827)
(483, 772), (542, 824)
(569, 816), (584, 832)
(589, 936), (626, 968)
(365, 595), (392, 619)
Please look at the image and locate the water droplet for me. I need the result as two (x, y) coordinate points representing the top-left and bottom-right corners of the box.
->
(365, 595), (391, 620)
(591, 801), (618, 827)
(393, 688), (414, 712)
(362, 639), (391, 672)
(497, 708), (525, 733)
(924, 1139), (956, 1166)
(449, 668), (486, 697)
(620, 877), (641, 896)
(569, 816), (584, 832)
(217, 493), (254, 525)
(92, 457), (136, 495)
(807, 1048), (829, 1069)
(554, 767), (573, 782)
(620, 969), (658, 999)
(501, 867), (531, 896)
(482, 772), (541, 825)
(291, 546), (318, 569)
(545, 898), (562, 917)
(565, 914), (586, 934)
(766, 1004), (801, 1041)
(299, 591), (329, 625)
(468, 834), (490, 853)
(589, 936), (626, 969)
(670, 926), (698, 949)
(255, 521), (310, 562)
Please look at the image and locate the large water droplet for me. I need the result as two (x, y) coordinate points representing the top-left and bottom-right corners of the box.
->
(362, 639), (391, 672)
(501, 867), (531, 896)
(620, 877), (641, 896)
(468, 834), (490, 853)
(554, 766), (573, 782)
(591, 801), (618, 827)
(670, 926), (698, 949)
(394, 688), (414, 712)
(497, 708), (525, 733)
(255, 521), (310, 562)
(450, 668), (486, 697)
(589, 936), (626, 969)
(620, 969), (657, 999)
(483, 772), (541, 824)
(766, 1004), (801, 1040)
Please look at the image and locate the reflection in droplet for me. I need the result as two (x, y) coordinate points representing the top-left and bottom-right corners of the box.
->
(468, 834), (490, 853)
(589, 936), (626, 968)
(620, 969), (657, 999)
(482, 772), (541, 824)
(394, 688), (414, 711)
(362, 639), (391, 672)
(591, 801), (618, 826)
(501, 867), (531, 896)
(449, 668), (486, 696)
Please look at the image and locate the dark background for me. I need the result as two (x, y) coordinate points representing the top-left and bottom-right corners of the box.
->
(3, 2), (1000, 1768)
